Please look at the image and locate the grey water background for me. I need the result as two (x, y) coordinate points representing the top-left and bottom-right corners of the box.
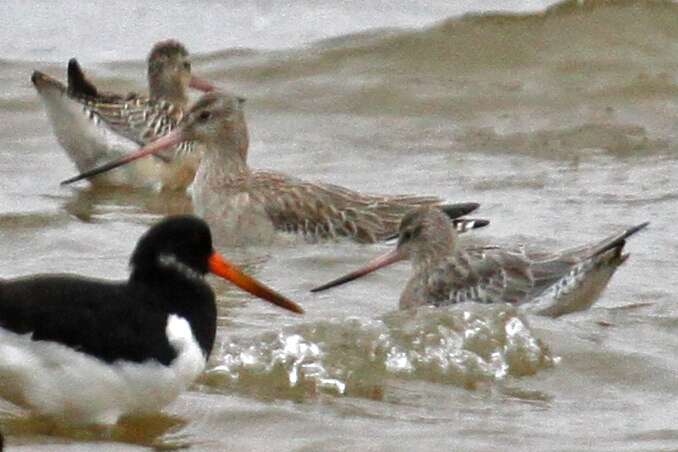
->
(0, 0), (677, 450)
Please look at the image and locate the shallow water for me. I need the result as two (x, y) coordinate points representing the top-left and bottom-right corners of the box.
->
(1, 0), (677, 450)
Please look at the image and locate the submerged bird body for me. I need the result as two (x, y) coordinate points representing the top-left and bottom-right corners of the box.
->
(32, 40), (213, 190)
(0, 216), (301, 425)
(62, 92), (485, 245)
(313, 207), (648, 317)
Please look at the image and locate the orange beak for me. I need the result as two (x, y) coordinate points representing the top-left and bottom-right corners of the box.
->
(310, 248), (404, 293)
(189, 76), (216, 92)
(208, 252), (303, 314)
(60, 129), (186, 185)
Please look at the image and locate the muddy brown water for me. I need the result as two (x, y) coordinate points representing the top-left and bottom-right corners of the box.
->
(0, 1), (676, 450)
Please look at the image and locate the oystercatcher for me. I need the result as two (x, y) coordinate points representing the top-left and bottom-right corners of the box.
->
(0, 215), (302, 425)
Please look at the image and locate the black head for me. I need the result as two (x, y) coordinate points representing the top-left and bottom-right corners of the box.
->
(128, 215), (303, 313)
(130, 215), (213, 280)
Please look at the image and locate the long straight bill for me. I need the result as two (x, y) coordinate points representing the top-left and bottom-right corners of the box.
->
(208, 252), (304, 314)
(310, 248), (404, 293)
(60, 129), (185, 185)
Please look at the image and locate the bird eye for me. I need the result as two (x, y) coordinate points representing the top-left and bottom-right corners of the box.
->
(183, 61), (191, 71)
(198, 111), (212, 122)
(401, 226), (422, 243)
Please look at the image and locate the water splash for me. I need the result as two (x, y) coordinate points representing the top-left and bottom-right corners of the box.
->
(203, 303), (555, 401)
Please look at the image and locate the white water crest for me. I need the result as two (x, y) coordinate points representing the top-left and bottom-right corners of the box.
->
(205, 304), (555, 400)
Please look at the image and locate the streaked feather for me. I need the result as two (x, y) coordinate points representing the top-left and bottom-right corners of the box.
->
(249, 171), (446, 243)
(414, 223), (648, 316)
(66, 59), (194, 156)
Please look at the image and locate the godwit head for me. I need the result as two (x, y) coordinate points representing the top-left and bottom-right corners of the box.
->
(147, 39), (214, 106)
(178, 92), (249, 160)
(395, 206), (459, 267)
(310, 206), (458, 294)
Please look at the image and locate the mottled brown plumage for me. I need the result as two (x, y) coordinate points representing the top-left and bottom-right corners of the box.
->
(180, 93), (484, 244)
(312, 206), (648, 317)
(225, 170), (449, 243)
(62, 91), (483, 245)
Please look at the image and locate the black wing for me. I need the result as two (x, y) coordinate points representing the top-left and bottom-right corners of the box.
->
(0, 275), (176, 365)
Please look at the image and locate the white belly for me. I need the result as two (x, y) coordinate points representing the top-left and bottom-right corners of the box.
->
(529, 261), (620, 318)
(0, 315), (205, 425)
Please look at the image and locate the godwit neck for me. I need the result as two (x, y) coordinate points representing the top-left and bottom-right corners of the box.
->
(186, 92), (251, 183)
(147, 40), (193, 106)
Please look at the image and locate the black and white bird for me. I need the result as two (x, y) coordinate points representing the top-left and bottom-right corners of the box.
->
(0, 215), (302, 425)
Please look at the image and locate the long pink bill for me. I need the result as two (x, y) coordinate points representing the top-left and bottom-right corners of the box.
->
(189, 76), (216, 92)
(310, 248), (404, 293)
(60, 129), (185, 186)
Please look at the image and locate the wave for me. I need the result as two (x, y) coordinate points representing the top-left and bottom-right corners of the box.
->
(202, 303), (555, 402)
(11, 0), (676, 156)
(187, 0), (676, 154)
(211, 0), (677, 79)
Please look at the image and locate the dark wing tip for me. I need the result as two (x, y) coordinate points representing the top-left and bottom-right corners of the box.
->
(627, 222), (650, 237)
(67, 58), (99, 98)
(474, 219), (490, 228)
(593, 221), (650, 258)
(452, 218), (490, 233)
(381, 215), (488, 242)
(440, 202), (480, 220)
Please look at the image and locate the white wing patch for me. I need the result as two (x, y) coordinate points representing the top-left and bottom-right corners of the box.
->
(165, 314), (207, 385)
